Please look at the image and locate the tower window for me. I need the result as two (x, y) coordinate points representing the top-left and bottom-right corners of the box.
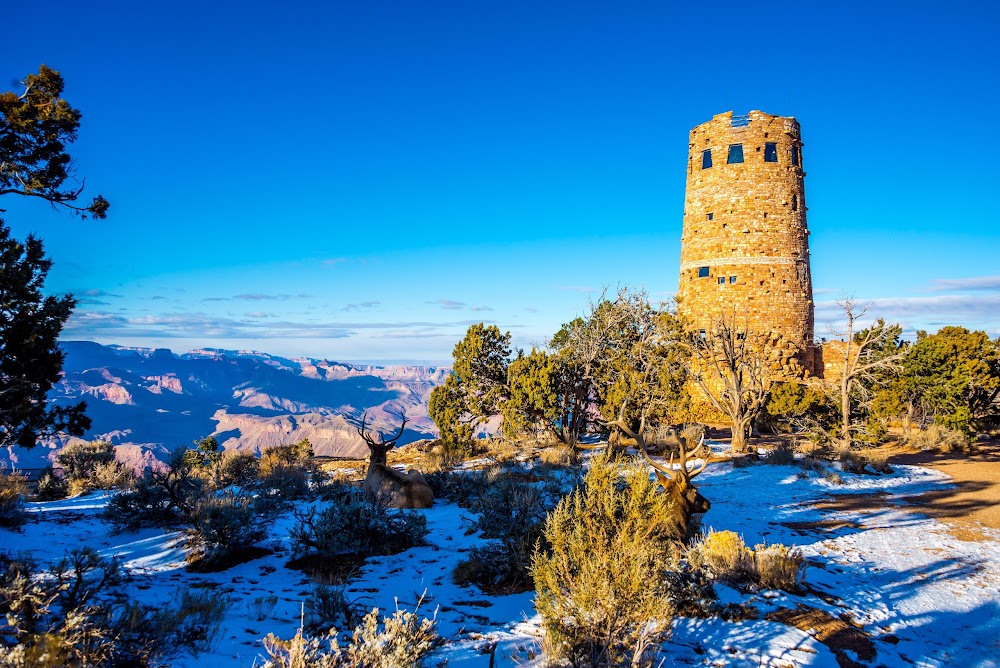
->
(730, 276), (737, 283)
(792, 194), (798, 211)
(727, 144), (744, 164)
(718, 276), (726, 285)
(701, 149), (712, 169)
(707, 212), (713, 220)
(792, 145), (800, 166)
(764, 142), (778, 162)
(699, 329), (707, 340)
(698, 266), (710, 278)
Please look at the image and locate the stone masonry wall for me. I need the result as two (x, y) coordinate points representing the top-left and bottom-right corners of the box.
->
(677, 110), (817, 375)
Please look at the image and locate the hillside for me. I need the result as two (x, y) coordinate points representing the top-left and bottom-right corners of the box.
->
(1, 341), (448, 469)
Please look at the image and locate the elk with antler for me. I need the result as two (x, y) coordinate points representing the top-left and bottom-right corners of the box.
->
(603, 401), (711, 542)
(355, 411), (434, 509)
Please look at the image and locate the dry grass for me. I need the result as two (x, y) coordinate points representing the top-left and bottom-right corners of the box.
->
(691, 530), (753, 583)
(691, 530), (806, 592)
(909, 424), (972, 452)
(753, 543), (806, 590)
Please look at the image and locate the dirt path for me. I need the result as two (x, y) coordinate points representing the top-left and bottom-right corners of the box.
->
(889, 438), (1000, 538)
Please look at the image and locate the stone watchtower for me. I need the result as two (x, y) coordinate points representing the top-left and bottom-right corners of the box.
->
(677, 110), (816, 374)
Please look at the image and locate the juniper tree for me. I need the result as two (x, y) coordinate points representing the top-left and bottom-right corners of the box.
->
(0, 65), (107, 448)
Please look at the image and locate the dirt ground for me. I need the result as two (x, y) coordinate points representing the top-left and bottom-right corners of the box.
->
(889, 438), (1000, 538)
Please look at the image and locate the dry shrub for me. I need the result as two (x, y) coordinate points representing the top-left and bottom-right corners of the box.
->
(260, 440), (313, 500)
(485, 439), (520, 463)
(289, 494), (428, 564)
(859, 449), (892, 474)
(0, 465), (28, 529)
(216, 450), (259, 487)
(89, 460), (135, 491)
(532, 450), (677, 667)
(835, 442), (868, 474)
(248, 595), (279, 622)
(910, 424), (971, 452)
(762, 440), (797, 466)
(261, 602), (439, 668)
(34, 466), (68, 501)
(753, 543), (806, 591)
(304, 584), (367, 634)
(57, 441), (116, 482)
(185, 490), (269, 568)
(693, 530), (753, 584)
(452, 469), (557, 594)
(428, 440), (472, 471)
(538, 445), (577, 467)
(692, 531), (806, 592)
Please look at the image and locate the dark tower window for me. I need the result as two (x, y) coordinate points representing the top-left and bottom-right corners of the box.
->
(698, 266), (710, 278)
(701, 149), (713, 169)
(729, 276), (737, 284)
(791, 145), (800, 166)
(718, 276), (726, 285)
(792, 194), (798, 211)
(764, 142), (778, 162)
(707, 212), (714, 221)
(727, 144), (744, 164)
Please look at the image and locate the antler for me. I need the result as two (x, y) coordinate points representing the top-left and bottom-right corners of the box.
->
(601, 399), (709, 488)
(355, 410), (409, 448)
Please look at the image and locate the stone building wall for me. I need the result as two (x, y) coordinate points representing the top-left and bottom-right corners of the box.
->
(677, 110), (816, 375)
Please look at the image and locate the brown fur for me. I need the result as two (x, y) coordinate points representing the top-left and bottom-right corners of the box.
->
(365, 463), (434, 509)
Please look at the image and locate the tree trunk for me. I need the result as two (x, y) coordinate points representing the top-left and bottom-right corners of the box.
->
(840, 374), (852, 448)
(731, 421), (750, 454)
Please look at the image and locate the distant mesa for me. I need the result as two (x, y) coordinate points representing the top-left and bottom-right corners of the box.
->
(2, 341), (448, 470)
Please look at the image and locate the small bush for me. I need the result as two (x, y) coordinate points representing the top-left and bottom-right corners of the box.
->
(860, 448), (892, 474)
(185, 490), (269, 568)
(453, 466), (560, 594)
(216, 450), (259, 487)
(429, 439), (472, 471)
(290, 495), (428, 563)
(538, 445), (577, 468)
(692, 532), (806, 593)
(694, 530), (753, 584)
(762, 440), (797, 466)
(34, 465), (68, 501)
(0, 548), (120, 666)
(103, 450), (205, 531)
(57, 440), (116, 482)
(532, 450), (677, 668)
(423, 469), (489, 507)
(0, 465), (28, 529)
(90, 460), (135, 491)
(248, 595), (279, 622)
(158, 586), (232, 654)
(304, 584), (366, 634)
(261, 602), (439, 668)
(260, 439), (313, 476)
(261, 463), (310, 501)
(753, 543), (806, 591)
(910, 424), (971, 452)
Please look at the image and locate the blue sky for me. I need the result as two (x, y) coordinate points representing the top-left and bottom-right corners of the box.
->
(4, 0), (999, 362)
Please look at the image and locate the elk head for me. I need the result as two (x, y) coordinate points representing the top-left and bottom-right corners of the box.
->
(603, 401), (712, 537)
(355, 410), (408, 468)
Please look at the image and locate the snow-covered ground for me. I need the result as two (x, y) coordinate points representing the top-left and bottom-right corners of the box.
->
(2, 453), (998, 667)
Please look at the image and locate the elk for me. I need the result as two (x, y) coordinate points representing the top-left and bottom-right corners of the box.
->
(355, 411), (433, 509)
(603, 401), (711, 542)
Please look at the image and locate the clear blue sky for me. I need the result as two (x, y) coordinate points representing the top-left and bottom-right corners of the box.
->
(4, 0), (999, 362)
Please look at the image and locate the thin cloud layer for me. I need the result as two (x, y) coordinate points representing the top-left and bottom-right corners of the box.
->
(928, 275), (1000, 292)
(63, 309), (492, 341)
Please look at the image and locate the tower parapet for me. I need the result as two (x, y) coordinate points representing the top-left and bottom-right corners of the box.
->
(677, 110), (815, 373)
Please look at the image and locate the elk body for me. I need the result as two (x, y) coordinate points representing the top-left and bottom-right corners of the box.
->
(356, 412), (434, 509)
(604, 405), (711, 542)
